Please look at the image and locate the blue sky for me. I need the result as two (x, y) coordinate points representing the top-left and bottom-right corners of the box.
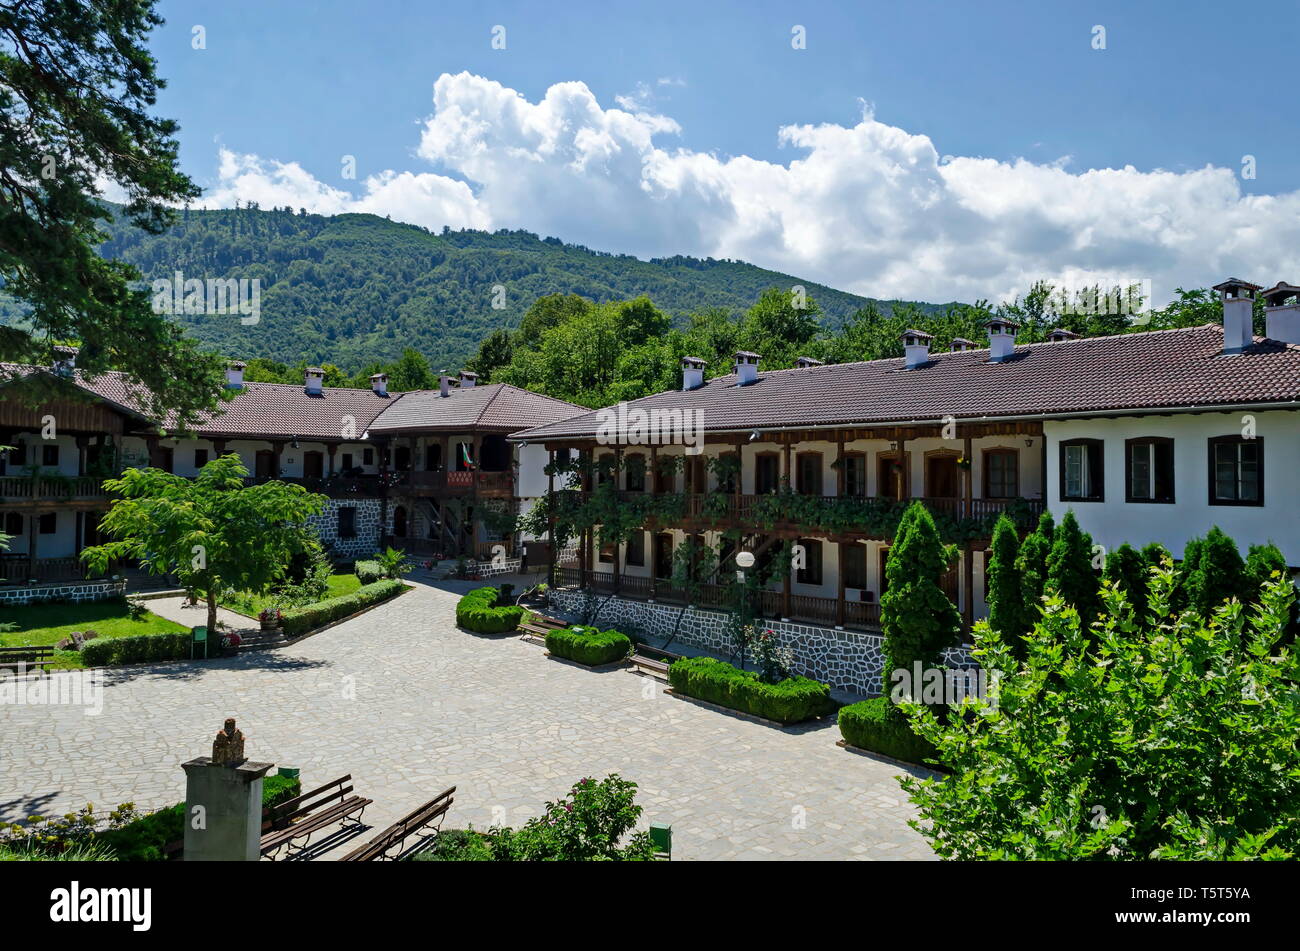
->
(145, 0), (1300, 305)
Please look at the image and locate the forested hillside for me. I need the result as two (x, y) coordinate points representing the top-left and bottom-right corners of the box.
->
(23, 203), (950, 372)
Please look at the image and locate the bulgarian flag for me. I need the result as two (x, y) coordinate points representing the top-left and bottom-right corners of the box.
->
(460, 443), (477, 470)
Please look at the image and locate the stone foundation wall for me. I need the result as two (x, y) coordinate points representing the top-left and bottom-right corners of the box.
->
(0, 579), (126, 605)
(548, 588), (975, 697)
(308, 498), (384, 562)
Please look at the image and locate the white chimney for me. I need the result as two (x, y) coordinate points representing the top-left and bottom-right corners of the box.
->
(226, 361), (245, 388)
(439, 374), (452, 397)
(1262, 282), (1300, 345)
(53, 345), (78, 376)
(681, 356), (707, 391)
(795, 356), (824, 369)
(1046, 328), (1080, 343)
(950, 338), (976, 352)
(734, 351), (761, 386)
(458, 370), (478, 389)
(1213, 278), (1261, 352)
(304, 366), (324, 395)
(986, 318), (1019, 363)
(900, 329), (933, 369)
(370, 372), (388, 397)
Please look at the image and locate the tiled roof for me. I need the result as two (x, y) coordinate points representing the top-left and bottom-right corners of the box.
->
(0, 365), (582, 440)
(367, 383), (585, 434)
(511, 324), (1300, 440)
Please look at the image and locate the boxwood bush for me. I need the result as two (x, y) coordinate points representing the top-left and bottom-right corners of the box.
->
(81, 632), (193, 667)
(838, 697), (937, 766)
(354, 560), (384, 585)
(456, 586), (524, 634)
(280, 579), (406, 637)
(667, 656), (835, 725)
(545, 626), (632, 666)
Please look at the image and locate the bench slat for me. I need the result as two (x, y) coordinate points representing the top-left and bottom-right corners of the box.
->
(339, 787), (456, 862)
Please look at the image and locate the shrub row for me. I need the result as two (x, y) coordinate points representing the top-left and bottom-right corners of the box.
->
(837, 697), (937, 766)
(667, 656), (835, 725)
(354, 560), (384, 585)
(81, 632), (193, 667)
(456, 586), (524, 634)
(545, 626), (632, 666)
(280, 579), (406, 637)
(98, 774), (302, 861)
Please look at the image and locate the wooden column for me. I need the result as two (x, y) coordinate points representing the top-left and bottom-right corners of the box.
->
(270, 440), (285, 478)
(733, 437), (743, 517)
(896, 438), (907, 501)
(546, 450), (556, 588)
(612, 447), (622, 591)
(963, 432), (973, 519)
(835, 436), (845, 497)
(75, 435), (89, 476)
(326, 443), (337, 476)
(145, 434), (161, 468)
(783, 440), (793, 490)
(782, 543), (792, 620)
(836, 541), (847, 628)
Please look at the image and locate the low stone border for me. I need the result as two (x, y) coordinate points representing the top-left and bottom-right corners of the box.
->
(663, 688), (835, 731)
(543, 651), (630, 673)
(835, 739), (939, 774)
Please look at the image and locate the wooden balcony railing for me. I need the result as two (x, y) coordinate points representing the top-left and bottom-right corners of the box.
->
(0, 554), (109, 584)
(0, 475), (110, 502)
(396, 470), (514, 495)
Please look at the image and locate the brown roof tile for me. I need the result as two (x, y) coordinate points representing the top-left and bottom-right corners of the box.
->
(512, 324), (1300, 440)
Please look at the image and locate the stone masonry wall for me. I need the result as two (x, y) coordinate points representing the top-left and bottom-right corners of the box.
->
(548, 588), (976, 698)
(0, 579), (126, 605)
(308, 498), (384, 562)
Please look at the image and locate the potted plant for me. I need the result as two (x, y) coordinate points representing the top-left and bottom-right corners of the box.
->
(258, 608), (283, 632)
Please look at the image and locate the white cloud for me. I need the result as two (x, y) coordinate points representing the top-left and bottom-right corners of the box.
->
(200, 72), (1300, 306)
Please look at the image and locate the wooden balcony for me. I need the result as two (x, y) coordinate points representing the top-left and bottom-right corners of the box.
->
(394, 470), (515, 498)
(0, 554), (109, 585)
(566, 490), (1043, 541)
(0, 475), (110, 505)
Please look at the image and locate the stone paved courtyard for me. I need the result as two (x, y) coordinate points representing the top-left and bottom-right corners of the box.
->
(0, 577), (935, 860)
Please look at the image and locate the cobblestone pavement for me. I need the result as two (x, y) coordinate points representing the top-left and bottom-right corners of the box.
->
(0, 577), (935, 860)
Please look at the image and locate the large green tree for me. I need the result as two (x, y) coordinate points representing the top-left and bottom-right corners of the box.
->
(1045, 510), (1101, 622)
(82, 454), (326, 633)
(0, 0), (227, 424)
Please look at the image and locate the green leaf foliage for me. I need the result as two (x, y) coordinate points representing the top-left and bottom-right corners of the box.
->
(278, 579), (406, 637)
(545, 626), (632, 666)
(900, 561), (1300, 860)
(667, 655), (835, 725)
(838, 697), (938, 766)
(455, 586), (524, 634)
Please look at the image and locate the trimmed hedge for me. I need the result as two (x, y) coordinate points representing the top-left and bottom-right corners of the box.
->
(98, 774), (302, 861)
(546, 626), (632, 666)
(838, 697), (938, 766)
(456, 586), (524, 634)
(354, 560), (384, 585)
(81, 632), (193, 667)
(280, 579), (406, 637)
(667, 656), (835, 725)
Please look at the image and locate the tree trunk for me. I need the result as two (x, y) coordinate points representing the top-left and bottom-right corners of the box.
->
(206, 590), (218, 634)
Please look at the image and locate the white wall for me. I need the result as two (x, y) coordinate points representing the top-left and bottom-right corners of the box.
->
(1046, 410), (1300, 565)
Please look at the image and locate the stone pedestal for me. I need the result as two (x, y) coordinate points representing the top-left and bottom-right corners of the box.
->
(181, 757), (272, 861)
(180, 717), (272, 861)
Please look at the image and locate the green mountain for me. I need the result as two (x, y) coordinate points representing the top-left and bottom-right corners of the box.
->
(7, 204), (951, 372)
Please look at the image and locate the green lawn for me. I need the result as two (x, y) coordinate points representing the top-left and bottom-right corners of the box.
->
(219, 573), (362, 618)
(0, 598), (189, 670)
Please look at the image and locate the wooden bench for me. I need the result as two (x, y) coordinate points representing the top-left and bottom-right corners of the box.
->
(339, 786), (456, 862)
(260, 774), (373, 859)
(631, 646), (682, 678)
(0, 646), (54, 674)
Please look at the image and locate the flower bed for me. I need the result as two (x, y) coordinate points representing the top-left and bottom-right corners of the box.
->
(545, 626), (632, 666)
(456, 586), (524, 634)
(837, 697), (937, 766)
(667, 656), (835, 725)
(279, 579), (406, 637)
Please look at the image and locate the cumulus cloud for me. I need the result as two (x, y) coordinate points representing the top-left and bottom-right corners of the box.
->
(200, 72), (1300, 305)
